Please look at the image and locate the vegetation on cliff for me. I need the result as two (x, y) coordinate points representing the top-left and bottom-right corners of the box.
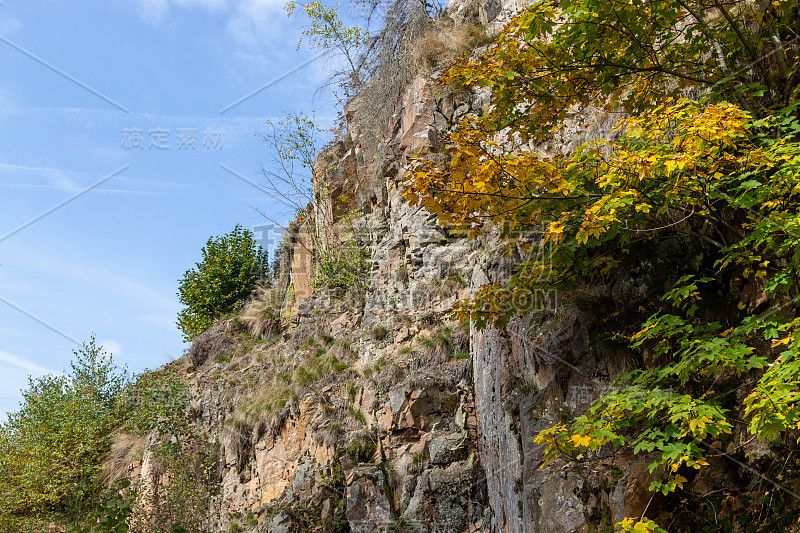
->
(6, 0), (800, 531)
(406, 1), (800, 530)
(0, 339), (210, 532)
(177, 225), (270, 340)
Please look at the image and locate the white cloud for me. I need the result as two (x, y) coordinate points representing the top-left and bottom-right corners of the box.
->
(137, 0), (170, 24)
(0, 247), (178, 318)
(0, 16), (23, 35)
(135, 0), (229, 24)
(0, 162), (156, 195)
(0, 90), (22, 121)
(55, 264), (178, 313)
(0, 159), (186, 195)
(231, 49), (273, 75)
(0, 350), (58, 377)
(137, 313), (179, 329)
(100, 340), (124, 357)
(0, 163), (82, 192)
(0, 355), (60, 421)
(173, 0), (229, 9)
(226, 0), (290, 48)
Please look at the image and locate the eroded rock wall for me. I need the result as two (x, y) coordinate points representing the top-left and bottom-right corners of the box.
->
(133, 3), (662, 532)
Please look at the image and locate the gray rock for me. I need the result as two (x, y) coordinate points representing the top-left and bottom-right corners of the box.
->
(428, 432), (468, 465)
(267, 511), (291, 533)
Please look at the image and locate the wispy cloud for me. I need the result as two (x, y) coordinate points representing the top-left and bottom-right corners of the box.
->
(137, 0), (170, 24)
(100, 340), (124, 357)
(0, 90), (22, 120)
(24, 105), (274, 140)
(137, 313), (179, 329)
(0, 35), (130, 113)
(0, 350), (59, 376)
(226, 0), (292, 48)
(0, 164), (129, 245)
(0, 182), (156, 195)
(0, 162), (81, 192)
(174, 0), (229, 9)
(23, 259), (179, 314)
(0, 16), (23, 36)
(0, 162), (180, 195)
(136, 0), (229, 24)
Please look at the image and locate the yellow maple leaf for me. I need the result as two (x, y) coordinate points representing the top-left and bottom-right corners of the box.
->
(771, 336), (792, 348)
(570, 434), (593, 447)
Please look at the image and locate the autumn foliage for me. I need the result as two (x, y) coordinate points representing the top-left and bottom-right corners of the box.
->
(0, 340), (128, 529)
(406, 1), (800, 530)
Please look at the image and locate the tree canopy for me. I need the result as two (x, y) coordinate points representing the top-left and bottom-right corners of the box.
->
(177, 225), (269, 340)
(0, 339), (127, 523)
(406, 1), (800, 530)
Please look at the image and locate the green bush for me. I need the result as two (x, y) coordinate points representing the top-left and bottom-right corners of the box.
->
(0, 340), (215, 532)
(123, 360), (192, 435)
(312, 238), (369, 292)
(0, 338), (128, 523)
(177, 225), (269, 340)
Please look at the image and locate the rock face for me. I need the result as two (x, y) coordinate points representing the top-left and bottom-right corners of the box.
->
(131, 3), (688, 532)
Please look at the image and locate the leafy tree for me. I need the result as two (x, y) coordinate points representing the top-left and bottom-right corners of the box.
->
(258, 111), (324, 226)
(406, 1), (800, 530)
(258, 111), (371, 296)
(285, 1), (370, 98)
(177, 225), (269, 340)
(439, 0), (798, 146)
(0, 338), (128, 524)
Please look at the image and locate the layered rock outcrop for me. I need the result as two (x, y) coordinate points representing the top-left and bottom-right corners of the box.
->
(131, 2), (753, 532)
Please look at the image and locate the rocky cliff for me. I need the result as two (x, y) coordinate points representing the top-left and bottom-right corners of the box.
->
(146, 14), (642, 533)
(125, 3), (789, 532)
(184, 66), (495, 532)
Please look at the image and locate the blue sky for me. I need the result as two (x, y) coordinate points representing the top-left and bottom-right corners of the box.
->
(0, 0), (349, 417)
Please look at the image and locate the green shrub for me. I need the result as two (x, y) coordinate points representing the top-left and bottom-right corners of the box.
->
(123, 360), (192, 435)
(312, 239), (369, 292)
(417, 335), (436, 349)
(348, 407), (366, 425)
(344, 439), (375, 464)
(451, 350), (470, 361)
(0, 339), (216, 532)
(312, 211), (369, 292)
(370, 325), (388, 340)
(0, 338), (128, 521)
(177, 225), (269, 340)
(346, 384), (358, 401)
(294, 365), (319, 386)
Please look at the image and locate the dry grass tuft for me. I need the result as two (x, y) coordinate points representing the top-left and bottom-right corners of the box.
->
(221, 419), (252, 473)
(187, 327), (234, 369)
(239, 286), (283, 339)
(409, 20), (480, 74)
(102, 432), (147, 485)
